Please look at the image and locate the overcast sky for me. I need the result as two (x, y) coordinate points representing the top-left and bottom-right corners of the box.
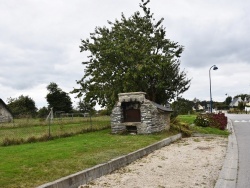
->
(1, 0), (250, 109)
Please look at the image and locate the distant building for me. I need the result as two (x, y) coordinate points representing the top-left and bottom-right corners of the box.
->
(244, 98), (250, 112)
(192, 103), (204, 111)
(0, 99), (13, 123)
(229, 97), (243, 107)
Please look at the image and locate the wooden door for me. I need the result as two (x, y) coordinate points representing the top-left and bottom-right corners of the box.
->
(124, 109), (141, 122)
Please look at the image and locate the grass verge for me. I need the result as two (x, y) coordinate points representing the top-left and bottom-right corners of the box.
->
(0, 128), (178, 188)
(177, 114), (196, 125)
(177, 114), (229, 136)
(191, 126), (230, 136)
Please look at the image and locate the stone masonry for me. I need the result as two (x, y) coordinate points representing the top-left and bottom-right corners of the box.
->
(0, 99), (13, 123)
(111, 92), (172, 134)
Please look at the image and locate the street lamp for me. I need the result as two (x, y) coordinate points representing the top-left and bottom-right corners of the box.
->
(209, 65), (218, 113)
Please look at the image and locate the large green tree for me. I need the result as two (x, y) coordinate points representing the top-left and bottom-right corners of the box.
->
(7, 95), (37, 118)
(73, 0), (190, 110)
(46, 82), (73, 112)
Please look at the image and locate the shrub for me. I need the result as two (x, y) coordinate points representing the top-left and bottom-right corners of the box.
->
(170, 118), (192, 137)
(2, 137), (24, 146)
(27, 136), (37, 143)
(210, 113), (227, 130)
(194, 114), (210, 127)
(194, 113), (227, 130)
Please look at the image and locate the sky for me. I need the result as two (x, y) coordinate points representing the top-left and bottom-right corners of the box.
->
(1, 0), (250, 109)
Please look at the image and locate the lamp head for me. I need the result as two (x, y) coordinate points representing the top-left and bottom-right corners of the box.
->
(213, 65), (218, 70)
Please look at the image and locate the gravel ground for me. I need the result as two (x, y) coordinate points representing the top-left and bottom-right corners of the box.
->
(79, 136), (228, 188)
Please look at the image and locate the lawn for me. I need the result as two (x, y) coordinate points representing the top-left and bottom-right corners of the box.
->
(177, 114), (196, 125)
(177, 114), (229, 136)
(0, 114), (229, 188)
(191, 126), (230, 136)
(0, 128), (177, 188)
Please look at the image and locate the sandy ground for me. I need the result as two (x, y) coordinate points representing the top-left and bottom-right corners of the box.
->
(79, 136), (228, 188)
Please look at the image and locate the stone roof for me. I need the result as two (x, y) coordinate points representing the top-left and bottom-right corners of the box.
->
(117, 92), (173, 112)
(151, 101), (173, 112)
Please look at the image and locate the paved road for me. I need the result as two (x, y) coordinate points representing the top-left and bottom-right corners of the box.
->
(227, 114), (250, 188)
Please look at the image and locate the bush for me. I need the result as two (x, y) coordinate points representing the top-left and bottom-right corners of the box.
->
(2, 137), (24, 146)
(194, 114), (210, 127)
(170, 118), (192, 137)
(194, 113), (227, 130)
(210, 113), (227, 130)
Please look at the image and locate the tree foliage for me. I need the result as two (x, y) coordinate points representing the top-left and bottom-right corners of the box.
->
(7, 95), (37, 118)
(73, 0), (190, 110)
(76, 98), (95, 114)
(171, 97), (194, 115)
(238, 101), (245, 111)
(234, 94), (249, 101)
(37, 107), (49, 118)
(46, 82), (73, 113)
(224, 96), (232, 105)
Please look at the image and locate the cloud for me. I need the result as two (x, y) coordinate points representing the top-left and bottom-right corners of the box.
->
(1, 0), (250, 109)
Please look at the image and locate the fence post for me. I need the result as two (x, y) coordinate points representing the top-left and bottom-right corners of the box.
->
(90, 114), (92, 130)
(46, 107), (53, 138)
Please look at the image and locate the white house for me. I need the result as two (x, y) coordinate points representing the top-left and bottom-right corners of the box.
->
(229, 97), (242, 107)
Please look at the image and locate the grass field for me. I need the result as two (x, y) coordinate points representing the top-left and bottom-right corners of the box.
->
(0, 114), (229, 187)
(0, 128), (178, 188)
(0, 116), (110, 145)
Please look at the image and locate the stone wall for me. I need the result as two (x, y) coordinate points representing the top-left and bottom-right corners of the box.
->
(110, 106), (125, 133)
(0, 102), (13, 123)
(111, 92), (171, 134)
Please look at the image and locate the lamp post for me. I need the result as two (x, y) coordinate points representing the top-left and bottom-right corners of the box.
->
(209, 65), (218, 113)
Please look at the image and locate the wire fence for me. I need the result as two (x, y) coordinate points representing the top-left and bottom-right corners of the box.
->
(0, 115), (111, 146)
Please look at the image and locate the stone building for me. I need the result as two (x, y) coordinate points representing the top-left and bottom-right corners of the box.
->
(0, 99), (13, 123)
(111, 92), (172, 134)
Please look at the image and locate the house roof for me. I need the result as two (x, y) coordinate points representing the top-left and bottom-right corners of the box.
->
(193, 103), (204, 111)
(229, 97), (242, 107)
(0, 98), (13, 116)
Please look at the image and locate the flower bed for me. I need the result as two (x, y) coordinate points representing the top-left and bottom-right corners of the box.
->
(194, 113), (227, 130)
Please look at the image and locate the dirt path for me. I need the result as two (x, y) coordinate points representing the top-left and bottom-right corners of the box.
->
(79, 136), (227, 188)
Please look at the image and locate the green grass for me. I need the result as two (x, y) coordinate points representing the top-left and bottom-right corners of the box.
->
(0, 114), (230, 187)
(177, 114), (229, 136)
(0, 129), (177, 188)
(0, 116), (110, 145)
(191, 126), (230, 136)
(177, 114), (196, 125)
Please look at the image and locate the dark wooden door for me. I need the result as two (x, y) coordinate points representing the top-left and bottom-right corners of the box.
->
(124, 109), (141, 122)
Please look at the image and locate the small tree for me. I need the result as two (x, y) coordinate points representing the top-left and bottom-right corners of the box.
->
(238, 102), (245, 111)
(37, 107), (49, 118)
(7, 95), (37, 118)
(171, 97), (194, 115)
(225, 96), (232, 106)
(46, 82), (73, 112)
(77, 98), (95, 115)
